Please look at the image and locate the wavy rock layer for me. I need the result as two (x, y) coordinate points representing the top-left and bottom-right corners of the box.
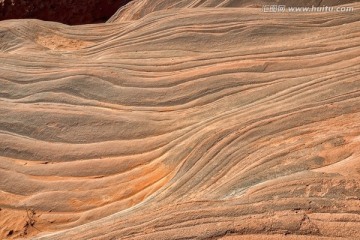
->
(0, 1), (360, 239)
(108, 0), (359, 21)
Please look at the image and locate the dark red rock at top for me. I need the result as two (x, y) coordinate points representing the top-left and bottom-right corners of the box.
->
(0, 0), (132, 25)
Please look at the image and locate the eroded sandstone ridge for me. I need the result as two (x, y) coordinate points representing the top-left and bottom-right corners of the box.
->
(0, 0), (132, 25)
(0, 0), (359, 239)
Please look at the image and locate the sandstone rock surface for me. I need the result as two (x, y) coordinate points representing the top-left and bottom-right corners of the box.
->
(0, 0), (359, 239)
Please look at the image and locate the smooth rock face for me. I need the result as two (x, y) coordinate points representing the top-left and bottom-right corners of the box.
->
(0, 0), (360, 239)
(0, 0), (132, 25)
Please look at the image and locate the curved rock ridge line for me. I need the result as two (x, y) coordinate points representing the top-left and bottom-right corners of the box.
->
(0, 1), (360, 239)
